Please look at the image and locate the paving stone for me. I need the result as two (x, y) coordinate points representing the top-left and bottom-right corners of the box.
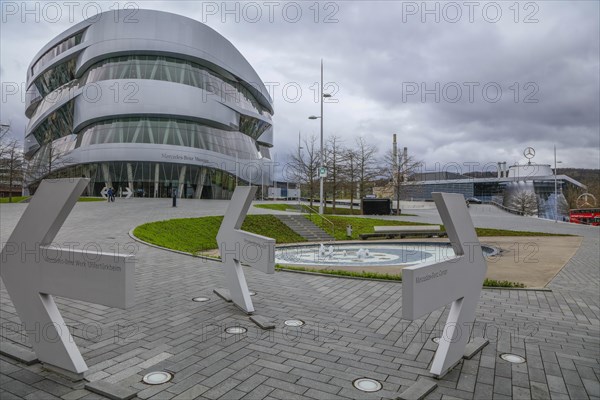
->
(546, 375), (568, 394)
(494, 376), (512, 396)
(84, 380), (137, 400)
(1, 201), (598, 400)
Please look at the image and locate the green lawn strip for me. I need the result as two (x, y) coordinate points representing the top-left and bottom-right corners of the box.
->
(133, 215), (305, 255)
(305, 215), (570, 240)
(483, 278), (525, 288)
(307, 215), (432, 240)
(275, 265), (525, 287)
(473, 227), (569, 237)
(1, 196), (110, 203)
(254, 203), (415, 216)
(0, 196), (30, 203)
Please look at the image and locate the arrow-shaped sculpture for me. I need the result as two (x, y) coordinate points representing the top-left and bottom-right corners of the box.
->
(0, 178), (134, 375)
(215, 186), (275, 314)
(402, 192), (488, 377)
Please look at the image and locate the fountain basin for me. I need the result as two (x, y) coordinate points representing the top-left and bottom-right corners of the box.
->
(275, 242), (497, 268)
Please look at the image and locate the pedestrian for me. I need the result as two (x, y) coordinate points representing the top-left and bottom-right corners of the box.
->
(110, 187), (116, 202)
(106, 187), (112, 202)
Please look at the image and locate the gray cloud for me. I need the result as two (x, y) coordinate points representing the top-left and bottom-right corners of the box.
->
(1, 0), (598, 170)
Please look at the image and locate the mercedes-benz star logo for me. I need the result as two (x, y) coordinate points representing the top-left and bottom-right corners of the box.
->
(523, 147), (536, 159)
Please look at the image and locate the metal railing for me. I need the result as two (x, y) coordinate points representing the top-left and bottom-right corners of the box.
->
(302, 204), (335, 239)
(484, 200), (526, 216)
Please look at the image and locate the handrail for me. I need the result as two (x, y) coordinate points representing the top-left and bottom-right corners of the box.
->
(303, 204), (335, 240)
(484, 200), (526, 216)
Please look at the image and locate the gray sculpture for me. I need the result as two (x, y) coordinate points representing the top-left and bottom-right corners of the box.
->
(402, 192), (488, 377)
(216, 186), (275, 314)
(0, 178), (135, 376)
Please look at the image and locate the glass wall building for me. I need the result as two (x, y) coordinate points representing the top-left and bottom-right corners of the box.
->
(24, 10), (274, 198)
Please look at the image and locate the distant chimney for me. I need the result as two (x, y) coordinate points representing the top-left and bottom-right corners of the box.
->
(498, 162), (502, 178)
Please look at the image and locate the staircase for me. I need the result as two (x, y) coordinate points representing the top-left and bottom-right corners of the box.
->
(276, 214), (334, 242)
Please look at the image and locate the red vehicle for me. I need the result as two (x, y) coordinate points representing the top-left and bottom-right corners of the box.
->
(569, 208), (600, 226)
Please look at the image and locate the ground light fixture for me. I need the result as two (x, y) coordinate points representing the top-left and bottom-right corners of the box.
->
(192, 297), (210, 302)
(224, 326), (248, 334)
(500, 353), (526, 364)
(353, 378), (383, 392)
(284, 319), (305, 327)
(142, 371), (173, 385)
(432, 337), (441, 344)
(248, 291), (256, 296)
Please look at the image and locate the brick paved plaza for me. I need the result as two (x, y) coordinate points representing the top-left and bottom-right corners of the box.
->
(1, 200), (599, 399)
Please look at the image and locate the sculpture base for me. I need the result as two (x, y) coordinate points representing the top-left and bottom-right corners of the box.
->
(85, 380), (137, 400)
(397, 377), (437, 400)
(0, 342), (39, 365)
(250, 315), (276, 330)
(42, 363), (86, 381)
(213, 288), (232, 302)
(432, 337), (490, 378)
(463, 337), (489, 359)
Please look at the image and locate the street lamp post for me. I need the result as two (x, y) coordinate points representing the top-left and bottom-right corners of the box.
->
(308, 59), (331, 215)
(297, 131), (303, 203)
(554, 145), (563, 222)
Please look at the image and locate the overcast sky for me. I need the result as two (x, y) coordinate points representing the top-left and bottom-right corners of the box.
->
(1, 1), (599, 172)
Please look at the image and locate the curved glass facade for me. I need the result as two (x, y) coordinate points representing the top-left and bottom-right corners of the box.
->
(31, 31), (83, 75)
(25, 10), (274, 200)
(35, 161), (244, 200)
(82, 55), (272, 118)
(30, 100), (74, 144)
(75, 117), (268, 160)
(33, 58), (77, 98)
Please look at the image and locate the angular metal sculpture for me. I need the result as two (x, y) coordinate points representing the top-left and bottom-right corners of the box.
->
(216, 186), (275, 314)
(0, 178), (135, 375)
(402, 192), (488, 377)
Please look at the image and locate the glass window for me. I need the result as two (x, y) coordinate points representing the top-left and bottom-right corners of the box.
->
(80, 55), (273, 119)
(74, 117), (265, 160)
(31, 31), (84, 75)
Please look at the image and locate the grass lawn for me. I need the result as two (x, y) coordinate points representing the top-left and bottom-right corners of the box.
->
(0, 196), (29, 203)
(255, 203), (415, 216)
(275, 265), (525, 287)
(306, 215), (569, 240)
(1, 196), (111, 203)
(133, 215), (305, 255)
(307, 215), (432, 240)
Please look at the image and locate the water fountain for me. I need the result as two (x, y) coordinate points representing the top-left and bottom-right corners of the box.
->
(276, 243), (497, 268)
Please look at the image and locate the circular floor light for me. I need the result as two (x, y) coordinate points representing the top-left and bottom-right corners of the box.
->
(353, 378), (382, 392)
(500, 353), (526, 364)
(225, 326), (247, 334)
(192, 297), (210, 302)
(284, 319), (305, 327)
(432, 337), (441, 344)
(249, 291), (257, 296)
(142, 371), (173, 385)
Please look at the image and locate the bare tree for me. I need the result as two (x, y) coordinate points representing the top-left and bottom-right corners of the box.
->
(509, 190), (539, 216)
(0, 123), (25, 202)
(381, 148), (421, 215)
(355, 136), (378, 199)
(324, 135), (345, 213)
(341, 148), (360, 212)
(289, 135), (319, 208)
(0, 140), (24, 202)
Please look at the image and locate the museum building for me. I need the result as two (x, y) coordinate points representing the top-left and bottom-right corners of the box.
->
(24, 9), (274, 198)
